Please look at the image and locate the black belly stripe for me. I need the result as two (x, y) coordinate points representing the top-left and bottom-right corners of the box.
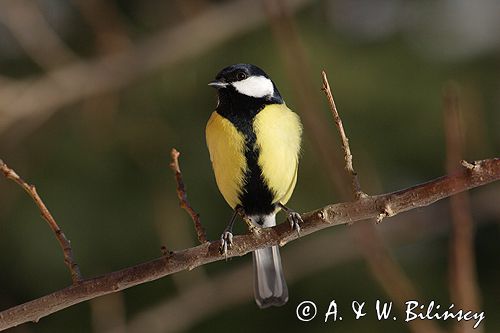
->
(215, 87), (283, 217)
(239, 120), (275, 216)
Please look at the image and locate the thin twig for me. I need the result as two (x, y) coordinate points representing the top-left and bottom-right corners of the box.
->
(321, 69), (443, 333)
(443, 84), (482, 333)
(321, 71), (365, 199)
(169, 148), (207, 244)
(0, 159), (82, 283)
(0, 157), (499, 331)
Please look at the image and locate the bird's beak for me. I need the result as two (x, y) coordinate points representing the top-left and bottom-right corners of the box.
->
(208, 80), (228, 89)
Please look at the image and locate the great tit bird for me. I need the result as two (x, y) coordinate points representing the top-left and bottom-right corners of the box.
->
(206, 63), (303, 308)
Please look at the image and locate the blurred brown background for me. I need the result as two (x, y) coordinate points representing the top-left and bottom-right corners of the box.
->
(0, 0), (499, 332)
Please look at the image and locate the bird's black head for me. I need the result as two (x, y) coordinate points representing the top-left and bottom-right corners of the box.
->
(209, 63), (282, 103)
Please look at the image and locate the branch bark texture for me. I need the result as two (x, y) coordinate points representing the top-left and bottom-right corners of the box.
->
(0, 158), (499, 331)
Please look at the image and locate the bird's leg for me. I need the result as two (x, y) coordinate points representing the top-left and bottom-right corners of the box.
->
(233, 206), (257, 234)
(219, 206), (243, 258)
(278, 203), (302, 236)
(241, 214), (258, 234)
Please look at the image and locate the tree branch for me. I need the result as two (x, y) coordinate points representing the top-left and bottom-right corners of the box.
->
(169, 148), (207, 244)
(0, 157), (499, 331)
(0, 159), (82, 283)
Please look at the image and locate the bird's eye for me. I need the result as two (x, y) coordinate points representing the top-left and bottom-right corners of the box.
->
(236, 72), (247, 80)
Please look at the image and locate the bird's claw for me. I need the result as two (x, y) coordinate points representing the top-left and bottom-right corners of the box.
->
(287, 211), (302, 236)
(219, 231), (233, 258)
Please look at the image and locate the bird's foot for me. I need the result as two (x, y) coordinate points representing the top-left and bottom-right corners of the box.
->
(286, 211), (302, 236)
(219, 231), (233, 259)
(278, 202), (303, 236)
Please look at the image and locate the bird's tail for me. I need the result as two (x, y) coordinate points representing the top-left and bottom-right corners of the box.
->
(251, 214), (288, 308)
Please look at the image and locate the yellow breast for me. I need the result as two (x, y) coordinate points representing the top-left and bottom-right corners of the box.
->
(206, 104), (302, 211)
(253, 104), (302, 205)
(206, 112), (247, 209)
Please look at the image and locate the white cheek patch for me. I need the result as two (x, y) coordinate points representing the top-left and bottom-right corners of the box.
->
(232, 76), (274, 98)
